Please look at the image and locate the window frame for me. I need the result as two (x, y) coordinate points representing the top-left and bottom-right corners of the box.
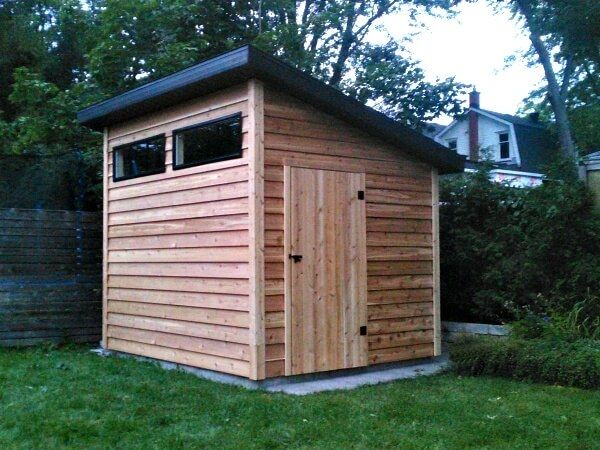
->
(172, 112), (243, 171)
(112, 134), (166, 182)
(497, 131), (511, 160)
(446, 138), (458, 151)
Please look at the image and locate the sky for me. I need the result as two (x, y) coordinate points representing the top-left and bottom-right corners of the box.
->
(379, 2), (546, 124)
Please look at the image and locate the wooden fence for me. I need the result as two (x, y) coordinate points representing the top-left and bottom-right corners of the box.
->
(0, 208), (102, 346)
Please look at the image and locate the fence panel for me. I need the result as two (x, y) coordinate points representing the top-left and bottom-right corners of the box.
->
(0, 208), (102, 346)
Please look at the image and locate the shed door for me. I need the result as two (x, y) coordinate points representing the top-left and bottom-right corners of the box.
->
(288, 167), (367, 374)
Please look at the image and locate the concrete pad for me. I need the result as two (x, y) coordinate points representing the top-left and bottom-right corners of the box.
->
(265, 355), (449, 395)
(92, 347), (449, 395)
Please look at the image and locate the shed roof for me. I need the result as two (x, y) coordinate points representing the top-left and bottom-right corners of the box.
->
(78, 46), (464, 174)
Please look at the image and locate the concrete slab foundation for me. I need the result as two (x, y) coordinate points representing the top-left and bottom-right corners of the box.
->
(92, 348), (450, 395)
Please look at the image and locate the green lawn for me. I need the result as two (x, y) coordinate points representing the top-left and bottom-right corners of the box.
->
(0, 346), (598, 449)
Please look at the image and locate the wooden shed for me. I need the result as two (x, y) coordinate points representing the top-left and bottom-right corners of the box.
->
(78, 46), (464, 380)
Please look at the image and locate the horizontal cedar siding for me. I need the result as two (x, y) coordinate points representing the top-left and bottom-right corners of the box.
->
(104, 84), (251, 377)
(263, 88), (434, 375)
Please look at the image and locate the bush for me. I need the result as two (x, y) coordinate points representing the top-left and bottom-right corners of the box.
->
(450, 336), (600, 389)
(440, 161), (600, 324)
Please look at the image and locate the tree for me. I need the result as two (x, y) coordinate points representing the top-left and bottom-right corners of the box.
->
(507, 0), (600, 159)
(0, 0), (470, 208)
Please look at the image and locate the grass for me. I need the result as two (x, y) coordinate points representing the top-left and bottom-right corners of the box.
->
(1, 346), (599, 449)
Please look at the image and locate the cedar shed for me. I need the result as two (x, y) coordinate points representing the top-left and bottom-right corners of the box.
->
(78, 46), (464, 380)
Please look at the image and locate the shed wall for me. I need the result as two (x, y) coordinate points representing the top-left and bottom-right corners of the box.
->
(103, 84), (252, 377)
(262, 88), (438, 377)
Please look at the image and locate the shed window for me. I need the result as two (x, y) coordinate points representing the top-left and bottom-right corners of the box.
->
(498, 132), (510, 159)
(174, 114), (242, 170)
(113, 135), (166, 181)
(447, 138), (457, 151)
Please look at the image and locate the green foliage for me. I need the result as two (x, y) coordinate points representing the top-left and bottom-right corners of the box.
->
(511, 292), (600, 341)
(450, 335), (600, 389)
(1, 0), (470, 210)
(2, 345), (600, 448)
(440, 162), (600, 323)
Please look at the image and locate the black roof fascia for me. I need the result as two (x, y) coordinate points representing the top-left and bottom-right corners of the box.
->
(78, 45), (464, 173)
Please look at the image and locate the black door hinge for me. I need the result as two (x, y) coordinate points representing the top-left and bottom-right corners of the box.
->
(358, 190), (365, 200)
(289, 254), (303, 263)
(360, 325), (367, 336)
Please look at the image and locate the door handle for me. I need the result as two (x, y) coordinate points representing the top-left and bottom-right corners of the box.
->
(289, 254), (303, 263)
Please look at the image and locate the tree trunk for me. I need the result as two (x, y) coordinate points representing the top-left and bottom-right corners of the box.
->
(514, 0), (577, 160)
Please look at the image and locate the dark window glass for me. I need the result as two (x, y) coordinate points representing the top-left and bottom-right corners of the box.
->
(447, 139), (457, 151)
(499, 132), (510, 159)
(174, 114), (242, 169)
(113, 135), (166, 181)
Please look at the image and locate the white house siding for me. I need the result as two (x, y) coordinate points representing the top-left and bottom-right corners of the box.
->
(436, 115), (513, 162)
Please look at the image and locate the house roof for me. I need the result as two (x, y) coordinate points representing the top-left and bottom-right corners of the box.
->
(78, 45), (464, 174)
(433, 106), (557, 174)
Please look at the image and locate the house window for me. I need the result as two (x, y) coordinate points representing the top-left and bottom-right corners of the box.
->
(498, 132), (510, 159)
(113, 135), (166, 181)
(174, 113), (242, 170)
(447, 139), (457, 151)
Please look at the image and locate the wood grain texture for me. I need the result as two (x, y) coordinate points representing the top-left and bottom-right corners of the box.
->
(288, 167), (367, 374)
(0, 209), (102, 347)
(264, 87), (435, 374)
(103, 84), (251, 378)
(247, 79), (265, 380)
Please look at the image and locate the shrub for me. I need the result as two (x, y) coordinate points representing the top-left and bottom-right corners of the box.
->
(440, 161), (600, 324)
(450, 336), (600, 389)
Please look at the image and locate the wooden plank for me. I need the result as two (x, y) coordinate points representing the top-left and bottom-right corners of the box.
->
(368, 329), (434, 350)
(365, 173), (431, 192)
(108, 197), (248, 226)
(247, 79), (265, 380)
(367, 301), (432, 321)
(108, 337), (249, 377)
(0, 209), (100, 223)
(368, 275), (433, 290)
(107, 262), (249, 279)
(368, 316), (434, 334)
(108, 288), (248, 311)
(367, 288), (433, 305)
(108, 161), (249, 201)
(109, 181), (248, 213)
(367, 261), (433, 276)
(366, 188), (432, 206)
(107, 276), (249, 295)
(108, 231), (248, 251)
(432, 168), (441, 356)
(283, 165), (292, 375)
(367, 232), (432, 247)
(368, 343), (434, 364)
(366, 218), (432, 234)
(366, 203), (431, 219)
(108, 215), (249, 238)
(107, 313), (249, 344)
(367, 246), (433, 261)
(108, 326), (249, 361)
(108, 247), (248, 263)
(102, 128), (109, 348)
(107, 301), (249, 328)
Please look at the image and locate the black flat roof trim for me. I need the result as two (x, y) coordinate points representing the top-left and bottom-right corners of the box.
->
(78, 45), (464, 173)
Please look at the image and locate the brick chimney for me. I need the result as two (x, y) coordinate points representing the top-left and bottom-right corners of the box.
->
(468, 89), (480, 162)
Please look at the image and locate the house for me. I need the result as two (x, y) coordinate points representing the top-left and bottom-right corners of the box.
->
(77, 45), (463, 381)
(433, 90), (557, 187)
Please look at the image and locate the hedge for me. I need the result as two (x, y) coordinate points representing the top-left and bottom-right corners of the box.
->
(450, 336), (600, 389)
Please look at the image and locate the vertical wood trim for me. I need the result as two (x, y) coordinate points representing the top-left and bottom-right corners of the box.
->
(283, 165), (293, 375)
(248, 79), (265, 380)
(432, 168), (441, 356)
(102, 128), (109, 348)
